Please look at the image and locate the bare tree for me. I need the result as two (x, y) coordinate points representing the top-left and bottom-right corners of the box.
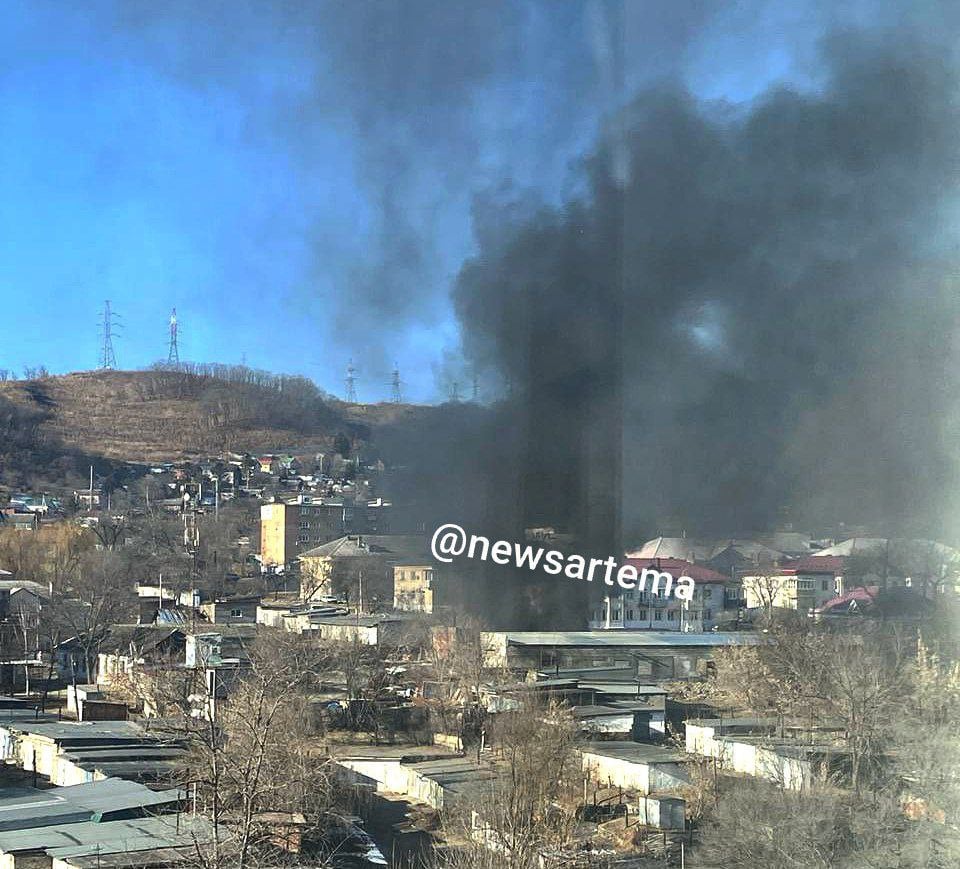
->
(153, 629), (341, 869)
(428, 617), (490, 755)
(445, 698), (580, 869)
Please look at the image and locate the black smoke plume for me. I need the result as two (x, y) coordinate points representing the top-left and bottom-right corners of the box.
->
(451, 29), (960, 561)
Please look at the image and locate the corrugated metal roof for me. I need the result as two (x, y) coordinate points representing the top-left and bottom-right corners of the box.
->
(580, 742), (684, 764)
(0, 815), (211, 855)
(0, 779), (181, 833)
(4, 721), (152, 742)
(496, 630), (761, 648)
(624, 558), (729, 583)
(299, 534), (427, 560)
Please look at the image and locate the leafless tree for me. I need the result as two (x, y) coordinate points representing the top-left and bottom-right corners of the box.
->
(444, 697), (580, 869)
(148, 629), (342, 869)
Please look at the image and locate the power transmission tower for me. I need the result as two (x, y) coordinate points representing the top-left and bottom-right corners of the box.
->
(167, 308), (180, 366)
(448, 380), (460, 402)
(99, 300), (119, 369)
(390, 364), (403, 403)
(345, 359), (358, 403)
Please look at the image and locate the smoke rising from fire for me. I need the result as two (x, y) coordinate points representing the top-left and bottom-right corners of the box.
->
(454, 27), (960, 544)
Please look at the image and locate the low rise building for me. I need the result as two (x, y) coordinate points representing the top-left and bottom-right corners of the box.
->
(393, 563), (463, 614)
(2, 720), (187, 787)
(742, 556), (844, 613)
(298, 613), (403, 645)
(260, 496), (393, 570)
(589, 558), (736, 631)
(298, 534), (427, 605)
(580, 742), (689, 794)
(199, 594), (260, 625)
(685, 717), (849, 791)
(481, 630), (760, 679)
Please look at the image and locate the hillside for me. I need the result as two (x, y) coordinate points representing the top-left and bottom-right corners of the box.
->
(0, 369), (427, 464)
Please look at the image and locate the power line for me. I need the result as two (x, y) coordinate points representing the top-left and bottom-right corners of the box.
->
(390, 363), (403, 403)
(167, 308), (180, 366)
(345, 359), (357, 403)
(99, 300), (120, 369)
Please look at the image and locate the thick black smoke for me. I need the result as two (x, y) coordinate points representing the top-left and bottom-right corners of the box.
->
(454, 29), (960, 547)
(99, 0), (731, 395)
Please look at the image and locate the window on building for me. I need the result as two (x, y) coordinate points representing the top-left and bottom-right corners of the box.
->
(637, 591), (648, 602)
(299, 521), (310, 529)
(667, 610), (677, 620)
(797, 578), (815, 590)
(703, 586), (713, 598)
(627, 609), (634, 620)
(638, 609), (648, 620)
(230, 608), (243, 618)
(654, 610), (663, 621)
(612, 606), (621, 620)
(821, 579), (830, 591)
(704, 608), (712, 620)
(297, 534), (309, 543)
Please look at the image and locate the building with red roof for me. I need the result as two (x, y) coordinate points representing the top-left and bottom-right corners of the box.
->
(589, 558), (742, 633)
(741, 555), (844, 614)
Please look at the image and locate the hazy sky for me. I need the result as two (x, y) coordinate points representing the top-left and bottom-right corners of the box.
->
(0, 0), (928, 402)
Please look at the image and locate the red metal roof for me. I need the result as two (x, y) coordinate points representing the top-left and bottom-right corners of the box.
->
(624, 557), (729, 584)
(814, 585), (878, 614)
(778, 555), (846, 575)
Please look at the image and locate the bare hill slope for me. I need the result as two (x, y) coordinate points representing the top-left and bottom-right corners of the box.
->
(0, 369), (424, 463)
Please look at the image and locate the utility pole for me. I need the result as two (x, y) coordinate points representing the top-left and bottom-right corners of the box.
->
(448, 380), (460, 403)
(167, 308), (180, 366)
(471, 367), (479, 402)
(390, 364), (402, 403)
(99, 301), (119, 369)
(345, 360), (357, 403)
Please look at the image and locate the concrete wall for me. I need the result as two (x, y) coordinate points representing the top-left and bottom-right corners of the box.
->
(2, 853), (50, 869)
(257, 606), (290, 629)
(260, 503), (293, 568)
(78, 700), (128, 722)
(201, 600), (258, 624)
(336, 759), (446, 810)
(0, 726), (16, 761)
(317, 623), (380, 645)
(578, 713), (634, 735)
(686, 723), (813, 791)
(581, 750), (688, 794)
(67, 684), (101, 714)
(635, 795), (685, 830)
(394, 566), (434, 613)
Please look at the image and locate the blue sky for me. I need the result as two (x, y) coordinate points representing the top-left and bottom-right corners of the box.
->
(0, 1), (893, 402)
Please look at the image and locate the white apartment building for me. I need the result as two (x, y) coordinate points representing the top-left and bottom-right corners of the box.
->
(589, 558), (735, 632)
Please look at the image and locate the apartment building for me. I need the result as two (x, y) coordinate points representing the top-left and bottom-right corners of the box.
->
(259, 496), (391, 570)
(741, 556), (843, 613)
(589, 559), (737, 632)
